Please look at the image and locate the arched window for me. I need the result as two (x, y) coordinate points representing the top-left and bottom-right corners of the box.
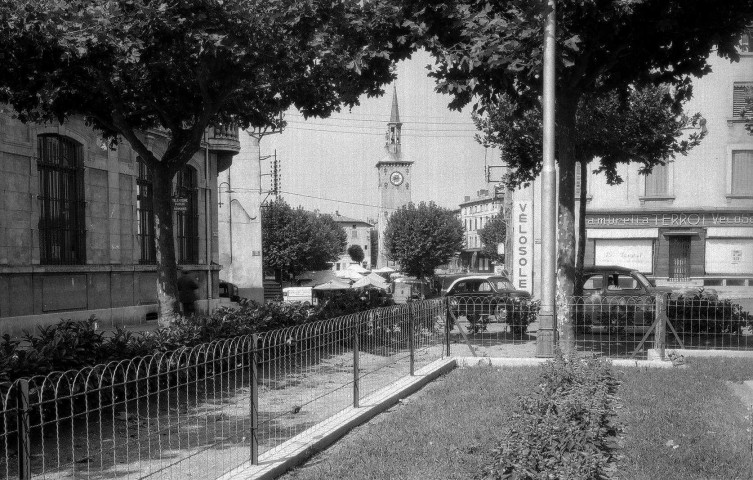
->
(136, 157), (156, 263)
(37, 134), (85, 264)
(176, 165), (199, 264)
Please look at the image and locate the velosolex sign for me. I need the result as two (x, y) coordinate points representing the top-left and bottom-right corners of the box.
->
(512, 201), (534, 293)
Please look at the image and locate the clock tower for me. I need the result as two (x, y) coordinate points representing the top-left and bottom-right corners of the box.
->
(376, 87), (412, 268)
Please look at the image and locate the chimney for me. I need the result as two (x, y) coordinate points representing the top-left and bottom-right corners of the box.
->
(464, 196), (471, 202)
(335, 210), (340, 216)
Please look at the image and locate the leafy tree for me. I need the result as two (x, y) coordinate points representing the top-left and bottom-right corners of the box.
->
(262, 199), (346, 282)
(0, 0), (413, 323)
(475, 84), (706, 294)
(347, 244), (365, 264)
(402, 0), (753, 350)
(384, 202), (464, 279)
(478, 212), (507, 264)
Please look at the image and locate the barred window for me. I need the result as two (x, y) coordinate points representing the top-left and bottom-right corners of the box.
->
(37, 134), (86, 265)
(136, 157), (156, 264)
(176, 165), (199, 264)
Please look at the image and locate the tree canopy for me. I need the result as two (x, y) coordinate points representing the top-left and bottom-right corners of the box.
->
(478, 212), (507, 264)
(402, 0), (753, 350)
(348, 244), (365, 264)
(262, 199), (346, 281)
(0, 0), (414, 320)
(384, 202), (464, 278)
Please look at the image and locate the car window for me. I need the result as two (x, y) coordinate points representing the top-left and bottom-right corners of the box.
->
(606, 273), (641, 291)
(582, 274), (603, 291)
(478, 281), (493, 292)
(452, 281), (467, 293)
(490, 279), (514, 291)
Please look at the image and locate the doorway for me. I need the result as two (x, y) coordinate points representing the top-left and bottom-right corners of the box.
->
(668, 236), (691, 280)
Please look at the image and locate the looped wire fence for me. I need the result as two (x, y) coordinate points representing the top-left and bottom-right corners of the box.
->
(0, 299), (447, 480)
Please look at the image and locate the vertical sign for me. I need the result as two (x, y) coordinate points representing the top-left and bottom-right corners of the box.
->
(512, 201), (533, 293)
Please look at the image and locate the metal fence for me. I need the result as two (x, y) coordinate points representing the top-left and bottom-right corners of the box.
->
(0, 300), (446, 480)
(3, 293), (752, 479)
(446, 293), (753, 359)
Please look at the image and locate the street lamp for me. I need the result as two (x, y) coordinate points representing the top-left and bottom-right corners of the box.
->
(217, 181), (235, 207)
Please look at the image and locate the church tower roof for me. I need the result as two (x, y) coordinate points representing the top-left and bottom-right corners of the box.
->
(389, 86), (401, 124)
(377, 85), (412, 166)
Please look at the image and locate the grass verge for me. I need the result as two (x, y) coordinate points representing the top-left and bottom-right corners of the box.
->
(281, 358), (753, 480)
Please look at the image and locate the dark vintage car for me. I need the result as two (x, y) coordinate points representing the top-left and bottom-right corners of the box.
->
(442, 275), (534, 334)
(575, 265), (672, 333)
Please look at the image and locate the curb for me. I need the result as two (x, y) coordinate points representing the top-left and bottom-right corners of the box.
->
(456, 356), (676, 369)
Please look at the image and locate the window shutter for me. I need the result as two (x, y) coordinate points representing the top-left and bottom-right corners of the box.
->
(732, 151), (753, 196)
(733, 83), (753, 118)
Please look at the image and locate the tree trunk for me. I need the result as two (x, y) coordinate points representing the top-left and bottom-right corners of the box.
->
(574, 159), (588, 297)
(152, 162), (180, 326)
(555, 93), (580, 354)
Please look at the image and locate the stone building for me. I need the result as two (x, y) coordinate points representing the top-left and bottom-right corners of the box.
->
(331, 213), (373, 270)
(458, 189), (503, 273)
(0, 110), (239, 335)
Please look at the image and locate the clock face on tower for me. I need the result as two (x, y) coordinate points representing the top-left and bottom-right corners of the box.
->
(390, 171), (404, 186)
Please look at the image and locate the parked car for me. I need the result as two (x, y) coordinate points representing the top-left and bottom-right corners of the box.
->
(442, 275), (533, 334)
(574, 265), (672, 333)
(219, 280), (240, 302)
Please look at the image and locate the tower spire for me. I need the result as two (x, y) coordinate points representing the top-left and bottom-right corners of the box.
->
(385, 85), (402, 154)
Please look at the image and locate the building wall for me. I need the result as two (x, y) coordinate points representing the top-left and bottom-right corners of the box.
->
(0, 112), (230, 335)
(458, 190), (503, 273)
(516, 47), (753, 299)
(217, 133), (264, 302)
(376, 161), (412, 268)
(333, 219), (373, 270)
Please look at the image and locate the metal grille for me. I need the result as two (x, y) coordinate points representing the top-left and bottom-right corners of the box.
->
(0, 300), (447, 479)
(37, 134), (86, 265)
(176, 166), (199, 265)
(137, 158), (156, 264)
(668, 236), (691, 280)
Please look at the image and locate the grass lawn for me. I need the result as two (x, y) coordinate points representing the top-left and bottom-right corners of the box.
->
(281, 358), (753, 480)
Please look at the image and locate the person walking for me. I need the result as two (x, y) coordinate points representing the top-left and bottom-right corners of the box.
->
(177, 268), (199, 317)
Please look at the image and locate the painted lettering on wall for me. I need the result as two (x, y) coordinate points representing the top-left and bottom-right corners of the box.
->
(586, 212), (753, 228)
(512, 201), (534, 294)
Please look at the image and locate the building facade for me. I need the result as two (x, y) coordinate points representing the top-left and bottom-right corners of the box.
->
(510, 39), (753, 299)
(376, 87), (412, 268)
(0, 111), (239, 335)
(331, 213), (374, 270)
(458, 189), (504, 273)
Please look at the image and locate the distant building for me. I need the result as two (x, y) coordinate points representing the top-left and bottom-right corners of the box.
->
(376, 86), (412, 268)
(511, 36), (753, 298)
(458, 189), (503, 273)
(0, 110), (239, 335)
(331, 212), (374, 270)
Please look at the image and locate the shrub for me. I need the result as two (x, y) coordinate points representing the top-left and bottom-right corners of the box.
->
(479, 354), (620, 480)
(667, 288), (752, 334)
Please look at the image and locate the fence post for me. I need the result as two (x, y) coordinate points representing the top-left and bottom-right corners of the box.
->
(445, 298), (451, 357)
(654, 294), (667, 360)
(250, 334), (259, 465)
(353, 320), (360, 408)
(408, 304), (415, 376)
(16, 379), (30, 480)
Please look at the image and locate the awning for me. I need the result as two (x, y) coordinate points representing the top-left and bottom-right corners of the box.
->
(587, 228), (659, 239)
(706, 227), (753, 238)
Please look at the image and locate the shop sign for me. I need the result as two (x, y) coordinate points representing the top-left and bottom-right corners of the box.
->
(512, 201), (534, 293)
(173, 196), (189, 212)
(587, 212), (753, 228)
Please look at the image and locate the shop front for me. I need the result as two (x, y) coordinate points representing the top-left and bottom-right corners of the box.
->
(584, 211), (753, 288)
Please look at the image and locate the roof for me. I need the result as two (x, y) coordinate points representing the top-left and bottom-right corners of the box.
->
(376, 150), (412, 166)
(389, 86), (401, 124)
(331, 213), (373, 226)
(584, 265), (636, 273)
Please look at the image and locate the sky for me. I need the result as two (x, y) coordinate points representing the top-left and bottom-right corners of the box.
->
(255, 49), (499, 222)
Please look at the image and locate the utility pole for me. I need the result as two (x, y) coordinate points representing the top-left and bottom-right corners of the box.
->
(536, 0), (557, 357)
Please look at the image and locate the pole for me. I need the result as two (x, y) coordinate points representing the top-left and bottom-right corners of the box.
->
(408, 305), (415, 376)
(655, 293), (667, 360)
(536, 0), (558, 357)
(16, 380), (30, 480)
(353, 321), (360, 408)
(250, 335), (259, 465)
